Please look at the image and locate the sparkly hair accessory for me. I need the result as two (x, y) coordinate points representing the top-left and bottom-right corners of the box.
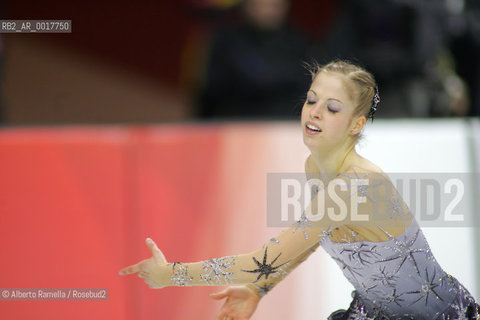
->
(368, 86), (380, 121)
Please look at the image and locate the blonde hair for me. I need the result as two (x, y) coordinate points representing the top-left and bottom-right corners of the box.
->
(307, 59), (378, 145)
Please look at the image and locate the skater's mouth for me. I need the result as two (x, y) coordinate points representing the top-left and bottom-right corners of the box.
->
(305, 121), (322, 135)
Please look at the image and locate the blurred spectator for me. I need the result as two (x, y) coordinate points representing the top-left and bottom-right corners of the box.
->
(447, 0), (480, 116)
(314, 0), (471, 118)
(196, 0), (310, 120)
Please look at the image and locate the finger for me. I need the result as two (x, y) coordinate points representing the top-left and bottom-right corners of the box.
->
(224, 313), (235, 320)
(146, 238), (166, 262)
(216, 310), (229, 320)
(118, 263), (141, 275)
(209, 289), (229, 300)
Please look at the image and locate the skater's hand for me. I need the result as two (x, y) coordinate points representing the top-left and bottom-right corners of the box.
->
(119, 238), (169, 289)
(210, 285), (261, 320)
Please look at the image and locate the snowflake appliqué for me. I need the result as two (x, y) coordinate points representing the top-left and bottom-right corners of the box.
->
(380, 228), (425, 275)
(170, 263), (193, 286)
(253, 283), (275, 298)
(370, 265), (399, 287)
(406, 267), (443, 306)
(341, 243), (379, 266)
(200, 256), (236, 284)
(293, 212), (313, 239)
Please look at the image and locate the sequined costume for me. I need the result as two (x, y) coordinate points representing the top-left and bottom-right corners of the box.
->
(151, 166), (478, 320)
(322, 219), (479, 320)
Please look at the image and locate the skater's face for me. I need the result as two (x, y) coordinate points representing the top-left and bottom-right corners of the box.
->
(301, 72), (365, 150)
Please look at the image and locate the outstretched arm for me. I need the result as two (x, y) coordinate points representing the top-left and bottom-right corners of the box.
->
(119, 167), (407, 289)
(119, 215), (329, 288)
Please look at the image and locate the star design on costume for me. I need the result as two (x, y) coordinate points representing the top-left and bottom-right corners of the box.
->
(425, 245), (437, 262)
(357, 184), (371, 199)
(310, 183), (321, 197)
(292, 212), (313, 239)
(200, 256), (236, 284)
(450, 296), (474, 320)
(370, 265), (399, 287)
(253, 283), (275, 298)
(458, 284), (471, 298)
(387, 194), (404, 218)
(339, 170), (384, 204)
(332, 256), (362, 283)
(384, 288), (405, 307)
(339, 229), (358, 243)
(241, 247), (290, 283)
(360, 281), (379, 295)
(340, 243), (379, 266)
(269, 237), (280, 244)
(406, 267), (443, 306)
(318, 227), (332, 245)
(440, 294), (478, 320)
(170, 263), (193, 286)
(271, 261), (290, 279)
(379, 228), (424, 275)
(370, 301), (392, 319)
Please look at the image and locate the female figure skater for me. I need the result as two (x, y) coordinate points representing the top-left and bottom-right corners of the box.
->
(119, 60), (479, 319)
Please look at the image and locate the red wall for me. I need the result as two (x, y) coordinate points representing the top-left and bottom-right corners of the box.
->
(0, 125), (226, 319)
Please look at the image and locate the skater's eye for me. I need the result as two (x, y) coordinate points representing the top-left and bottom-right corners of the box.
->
(326, 101), (340, 113)
(327, 104), (339, 113)
(306, 92), (316, 105)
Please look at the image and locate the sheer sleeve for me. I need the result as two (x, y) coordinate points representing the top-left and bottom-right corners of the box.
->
(152, 214), (330, 287)
(149, 166), (410, 288)
(237, 157), (326, 297)
(245, 242), (320, 297)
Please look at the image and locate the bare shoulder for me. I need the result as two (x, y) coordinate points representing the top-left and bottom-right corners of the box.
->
(353, 157), (384, 174)
(344, 158), (390, 180)
(340, 163), (394, 189)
